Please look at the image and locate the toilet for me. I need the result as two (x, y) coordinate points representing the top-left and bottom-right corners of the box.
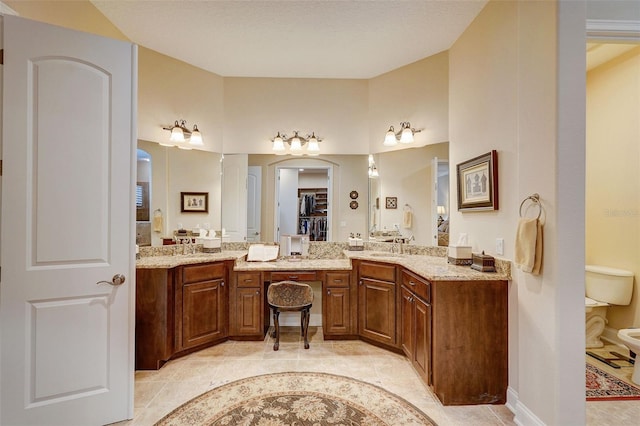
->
(617, 328), (640, 385)
(585, 265), (634, 349)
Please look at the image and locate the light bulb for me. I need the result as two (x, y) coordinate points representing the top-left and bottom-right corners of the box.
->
(189, 125), (203, 146)
(383, 126), (397, 146)
(170, 121), (185, 143)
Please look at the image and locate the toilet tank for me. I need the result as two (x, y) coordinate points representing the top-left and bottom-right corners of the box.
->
(585, 265), (634, 305)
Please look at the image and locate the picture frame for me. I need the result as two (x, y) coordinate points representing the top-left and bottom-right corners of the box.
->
(456, 150), (499, 211)
(180, 192), (209, 213)
(385, 196), (398, 209)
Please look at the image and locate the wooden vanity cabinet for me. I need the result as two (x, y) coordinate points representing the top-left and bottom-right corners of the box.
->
(229, 271), (266, 338)
(356, 260), (399, 348)
(401, 269), (432, 384)
(322, 271), (355, 337)
(430, 279), (508, 405)
(175, 262), (229, 352)
(135, 268), (176, 370)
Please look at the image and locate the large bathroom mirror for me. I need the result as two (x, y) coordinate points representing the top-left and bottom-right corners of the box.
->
(137, 140), (223, 246)
(368, 142), (449, 246)
(220, 144), (449, 246)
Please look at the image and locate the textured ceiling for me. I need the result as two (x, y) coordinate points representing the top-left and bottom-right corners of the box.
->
(91, 0), (488, 79)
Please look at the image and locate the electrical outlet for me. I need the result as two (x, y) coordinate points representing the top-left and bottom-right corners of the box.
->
(496, 238), (504, 255)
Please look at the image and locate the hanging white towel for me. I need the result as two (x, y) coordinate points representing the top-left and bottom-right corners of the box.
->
(403, 210), (413, 229)
(152, 210), (163, 233)
(515, 218), (543, 275)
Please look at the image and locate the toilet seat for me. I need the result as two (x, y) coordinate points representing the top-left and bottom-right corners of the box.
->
(585, 297), (608, 307)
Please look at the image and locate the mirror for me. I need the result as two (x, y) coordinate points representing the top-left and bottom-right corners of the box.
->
(368, 142), (449, 246)
(138, 140), (222, 246)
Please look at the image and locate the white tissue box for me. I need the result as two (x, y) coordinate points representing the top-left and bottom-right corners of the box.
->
(348, 237), (364, 251)
(448, 245), (472, 265)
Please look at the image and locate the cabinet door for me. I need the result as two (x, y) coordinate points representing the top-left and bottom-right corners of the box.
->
(181, 278), (227, 350)
(324, 287), (350, 335)
(358, 277), (396, 345)
(400, 286), (414, 358)
(235, 287), (263, 336)
(413, 296), (432, 384)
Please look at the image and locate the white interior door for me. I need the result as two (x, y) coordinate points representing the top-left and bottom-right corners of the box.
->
(0, 16), (136, 425)
(247, 166), (262, 242)
(222, 154), (248, 242)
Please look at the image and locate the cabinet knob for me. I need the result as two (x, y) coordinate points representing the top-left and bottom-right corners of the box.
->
(359, 280), (363, 286)
(221, 281), (225, 287)
(256, 290), (260, 295)
(327, 290), (331, 295)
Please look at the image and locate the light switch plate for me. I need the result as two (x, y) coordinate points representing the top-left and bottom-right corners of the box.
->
(496, 238), (504, 255)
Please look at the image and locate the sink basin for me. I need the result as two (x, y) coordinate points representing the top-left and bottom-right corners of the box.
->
(369, 252), (404, 258)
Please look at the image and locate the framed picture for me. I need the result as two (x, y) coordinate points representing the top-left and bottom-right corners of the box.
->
(385, 197), (397, 209)
(181, 192), (209, 213)
(456, 150), (498, 211)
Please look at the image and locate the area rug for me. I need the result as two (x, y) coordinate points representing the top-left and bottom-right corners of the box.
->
(155, 371), (437, 425)
(586, 362), (640, 401)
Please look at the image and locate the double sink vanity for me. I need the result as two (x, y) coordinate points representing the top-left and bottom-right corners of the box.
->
(135, 242), (510, 406)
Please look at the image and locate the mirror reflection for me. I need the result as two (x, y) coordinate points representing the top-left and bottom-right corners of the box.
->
(137, 140), (222, 246)
(368, 142), (449, 246)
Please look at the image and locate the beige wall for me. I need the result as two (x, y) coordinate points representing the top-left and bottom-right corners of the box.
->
(223, 77), (369, 155)
(369, 51), (449, 153)
(138, 48), (224, 152)
(586, 47), (640, 328)
(450, 1), (582, 424)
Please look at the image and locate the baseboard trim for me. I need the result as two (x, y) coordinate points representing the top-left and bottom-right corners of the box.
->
(601, 325), (631, 348)
(507, 386), (546, 426)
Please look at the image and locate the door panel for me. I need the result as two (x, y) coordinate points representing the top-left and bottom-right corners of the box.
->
(1, 16), (136, 425)
(247, 166), (262, 242)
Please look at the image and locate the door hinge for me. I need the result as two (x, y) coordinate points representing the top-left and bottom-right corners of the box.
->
(0, 160), (3, 176)
(0, 49), (4, 65)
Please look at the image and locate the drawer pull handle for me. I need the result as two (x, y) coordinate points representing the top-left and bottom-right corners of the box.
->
(245, 279), (253, 283)
(289, 276), (298, 280)
(409, 281), (416, 286)
(333, 279), (342, 283)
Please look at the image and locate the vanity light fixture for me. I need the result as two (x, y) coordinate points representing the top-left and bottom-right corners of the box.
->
(161, 119), (204, 149)
(271, 131), (322, 156)
(383, 122), (422, 147)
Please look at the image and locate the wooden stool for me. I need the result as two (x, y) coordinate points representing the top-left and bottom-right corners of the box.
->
(267, 281), (314, 351)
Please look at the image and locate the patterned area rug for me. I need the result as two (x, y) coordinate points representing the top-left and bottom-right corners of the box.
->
(155, 372), (437, 425)
(586, 363), (640, 401)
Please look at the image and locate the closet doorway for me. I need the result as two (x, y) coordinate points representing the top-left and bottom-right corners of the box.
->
(275, 166), (331, 243)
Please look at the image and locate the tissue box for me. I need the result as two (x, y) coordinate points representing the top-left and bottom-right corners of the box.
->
(197, 237), (221, 253)
(348, 237), (364, 251)
(448, 245), (472, 265)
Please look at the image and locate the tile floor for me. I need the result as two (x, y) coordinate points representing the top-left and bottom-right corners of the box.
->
(586, 344), (640, 425)
(120, 329), (640, 426)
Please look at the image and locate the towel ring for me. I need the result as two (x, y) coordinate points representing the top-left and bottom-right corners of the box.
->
(519, 194), (541, 219)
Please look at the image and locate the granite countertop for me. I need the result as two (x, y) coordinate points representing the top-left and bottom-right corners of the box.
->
(234, 257), (351, 271)
(343, 250), (511, 281)
(135, 250), (247, 269)
(136, 248), (511, 281)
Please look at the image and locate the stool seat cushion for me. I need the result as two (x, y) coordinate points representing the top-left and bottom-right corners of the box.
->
(267, 281), (314, 309)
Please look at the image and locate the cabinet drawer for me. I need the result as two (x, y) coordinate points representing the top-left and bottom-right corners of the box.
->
(237, 272), (261, 288)
(359, 262), (396, 282)
(182, 262), (225, 284)
(325, 272), (350, 288)
(270, 271), (317, 282)
(402, 270), (431, 303)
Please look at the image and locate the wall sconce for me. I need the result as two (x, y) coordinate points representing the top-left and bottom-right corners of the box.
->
(368, 154), (379, 178)
(271, 131), (321, 156)
(383, 122), (422, 147)
(161, 119), (203, 149)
